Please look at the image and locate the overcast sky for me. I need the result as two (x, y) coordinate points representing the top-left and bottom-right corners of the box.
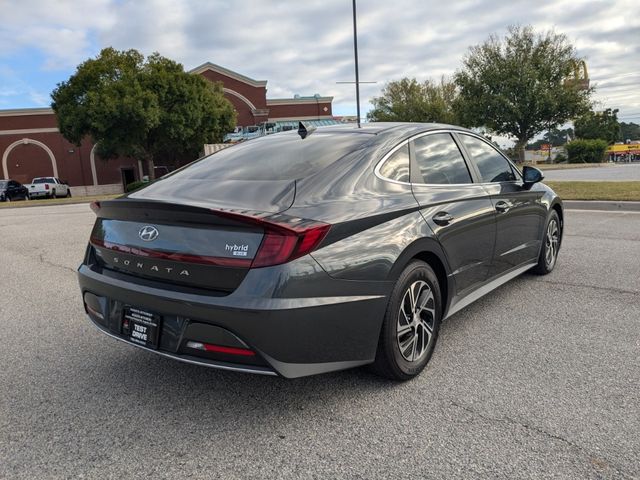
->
(1, 0), (639, 130)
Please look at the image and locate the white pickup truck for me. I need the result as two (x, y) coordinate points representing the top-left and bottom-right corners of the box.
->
(25, 177), (71, 199)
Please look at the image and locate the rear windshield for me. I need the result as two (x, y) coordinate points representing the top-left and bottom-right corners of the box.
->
(33, 178), (55, 184)
(169, 131), (372, 181)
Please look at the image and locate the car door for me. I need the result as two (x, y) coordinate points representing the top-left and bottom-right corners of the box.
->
(456, 133), (547, 277)
(54, 178), (67, 195)
(409, 131), (496, 295)
(7, 181), (18, 200)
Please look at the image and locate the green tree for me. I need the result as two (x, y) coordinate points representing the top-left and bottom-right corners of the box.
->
(574, 108), (620, 143)
(454, 25), (592, 162)
(527, 127), (574, 149)
(619, 122), (640, 142)
(367, 77), (459, 124)
(51, 48), (236, 179)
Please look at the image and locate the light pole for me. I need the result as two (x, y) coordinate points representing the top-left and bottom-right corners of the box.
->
(336, 0), (375, 125)
(352, 0), (361, 128)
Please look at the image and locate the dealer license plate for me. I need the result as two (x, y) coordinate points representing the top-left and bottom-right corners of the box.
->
(123, 307), (161, 349)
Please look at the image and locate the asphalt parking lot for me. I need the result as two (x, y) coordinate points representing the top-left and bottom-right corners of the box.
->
(1, 204), (638, 479)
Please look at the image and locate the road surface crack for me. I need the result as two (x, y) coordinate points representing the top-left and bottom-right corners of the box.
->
(38, 253), (76, 274)
(450, 401), (635, 479)
(533, 278), (639, 297)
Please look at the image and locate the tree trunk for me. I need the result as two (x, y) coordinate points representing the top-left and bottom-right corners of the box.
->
(147, 157), (155, 181)
(515, 139), (528, 164)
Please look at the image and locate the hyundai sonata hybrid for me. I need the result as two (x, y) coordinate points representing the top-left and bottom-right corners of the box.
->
(78, 122), (563, 380)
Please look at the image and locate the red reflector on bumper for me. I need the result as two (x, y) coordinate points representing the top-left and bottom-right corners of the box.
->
(186, 341), (255, 356)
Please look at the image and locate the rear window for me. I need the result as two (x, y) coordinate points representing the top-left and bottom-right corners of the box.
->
(169, 131), (372, 181)
(33, 178), (55, 184)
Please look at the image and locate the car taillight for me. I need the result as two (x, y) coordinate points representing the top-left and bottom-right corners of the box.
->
(212, 210), (331, 268)
(45, 184), (49, 190)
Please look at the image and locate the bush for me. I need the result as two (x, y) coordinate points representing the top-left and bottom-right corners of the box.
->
(554, 153), (568, 163)
(565, 139), (608, 163)
(125, 180), (147, 192)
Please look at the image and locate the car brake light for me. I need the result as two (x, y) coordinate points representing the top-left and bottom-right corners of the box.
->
(45, 184), (49, 190)
(211, 210), (331, 268)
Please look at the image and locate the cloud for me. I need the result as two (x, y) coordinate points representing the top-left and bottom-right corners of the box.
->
(0, 0), (638, 118)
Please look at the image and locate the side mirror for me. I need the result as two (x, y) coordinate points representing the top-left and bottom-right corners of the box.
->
(523, 165), (544, 185)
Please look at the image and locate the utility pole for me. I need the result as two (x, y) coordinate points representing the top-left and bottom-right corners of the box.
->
(352, 0), (361, 128)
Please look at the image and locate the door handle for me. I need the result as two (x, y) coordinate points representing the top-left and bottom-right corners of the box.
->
(495, 200), (512, 213)
(432, 211), (454, 226)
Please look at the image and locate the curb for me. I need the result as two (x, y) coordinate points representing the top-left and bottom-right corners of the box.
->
(564, 200), (640, 212)
(0, 196), (118, 210)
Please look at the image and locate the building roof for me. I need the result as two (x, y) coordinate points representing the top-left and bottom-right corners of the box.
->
(267, 96), (333, 105)
(188, 62), (268, 87)
(0, 107), (54, 117)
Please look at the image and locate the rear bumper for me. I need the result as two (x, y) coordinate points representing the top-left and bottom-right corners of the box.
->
(78, 260), (390, 378)
(86, 317), (277, 375)
(28, 191), (49, 198)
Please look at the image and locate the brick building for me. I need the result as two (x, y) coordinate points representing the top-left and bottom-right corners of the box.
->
(0, 63), (333, 194)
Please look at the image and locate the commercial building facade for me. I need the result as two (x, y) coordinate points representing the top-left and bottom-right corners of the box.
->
(0, 63), (333, 194)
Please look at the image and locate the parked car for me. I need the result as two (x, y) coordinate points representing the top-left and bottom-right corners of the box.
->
(25, 177), (71, 199)
(79, 123), (563, 380)
(0, 179), (29, 202)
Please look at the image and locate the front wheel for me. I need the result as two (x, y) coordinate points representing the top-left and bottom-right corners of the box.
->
(371, 260), (442, 381)
(532, 211), (561, 275)
(66, 190), (72, 198)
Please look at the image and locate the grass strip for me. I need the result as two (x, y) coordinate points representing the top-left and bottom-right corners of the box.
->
(546, 181), (640, 201)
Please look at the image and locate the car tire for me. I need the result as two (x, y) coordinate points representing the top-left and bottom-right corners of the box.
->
(66, 190), (72, 198)
(371, 260), (442, 381)
(51, 190), (57, 199)
(532, 210), (561, 275)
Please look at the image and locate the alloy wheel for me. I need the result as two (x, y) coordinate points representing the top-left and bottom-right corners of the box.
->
(396, 280), (436, 362)
(545, 218), (559, 269)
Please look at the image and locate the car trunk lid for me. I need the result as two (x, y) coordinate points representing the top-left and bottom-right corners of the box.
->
(89, 178), (295, 292)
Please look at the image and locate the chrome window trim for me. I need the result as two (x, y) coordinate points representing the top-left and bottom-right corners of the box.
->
(373, 139), (412, 186)
(375, 128), (525, 187)
(375, 129), (476, 187)
(455, 132), (524, 185)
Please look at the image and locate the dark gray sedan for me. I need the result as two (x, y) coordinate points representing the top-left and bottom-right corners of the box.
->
(78, 123), (563, 380)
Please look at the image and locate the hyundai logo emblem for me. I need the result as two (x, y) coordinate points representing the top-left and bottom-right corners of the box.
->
(139, 225), (159, 242)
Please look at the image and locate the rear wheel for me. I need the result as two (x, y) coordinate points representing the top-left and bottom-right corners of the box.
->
(532, 211), (560, 275)
(51, 189), (57, 199)
(371, 260), (442, 381)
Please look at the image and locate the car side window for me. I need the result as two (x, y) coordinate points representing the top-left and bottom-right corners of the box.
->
(379, 144), (410, 183)
(459, 134), (516, 183)
(412, 133), (472, 184)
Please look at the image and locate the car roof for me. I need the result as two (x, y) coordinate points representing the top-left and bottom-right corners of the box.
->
(309, 122), (474, 136)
